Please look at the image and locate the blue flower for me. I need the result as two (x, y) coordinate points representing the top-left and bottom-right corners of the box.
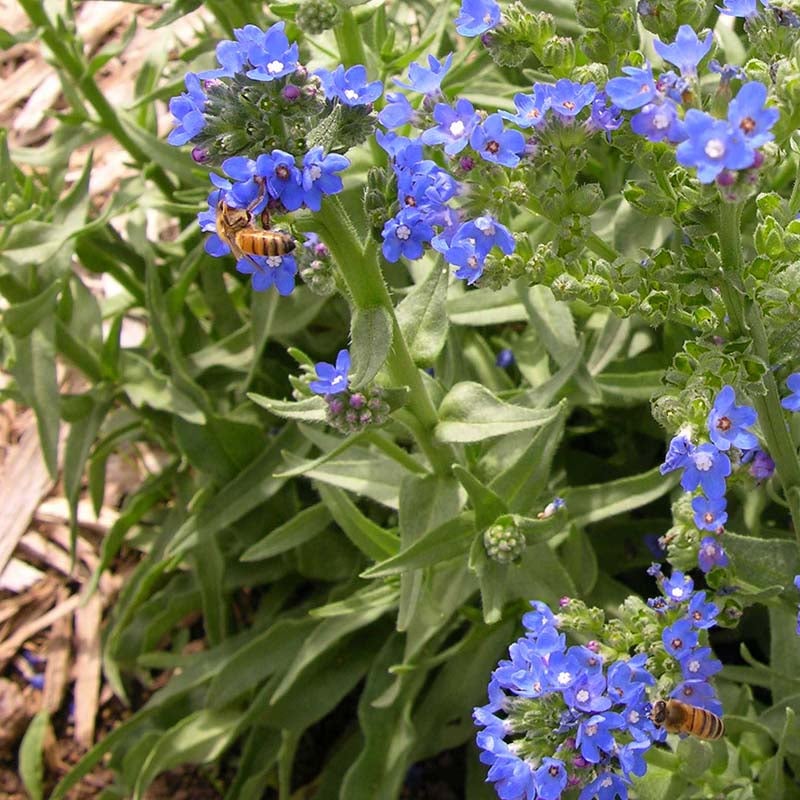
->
(499, 85), (551, 128)
(421, 98), (480, 155)
(588, 91), (624, 135)
(692, 495), (728, 531)
(728, 82), (779, 148)
(454, 0), (502, 36)
(576, 712), (625, 763)
(196, 24), (263, 79)
(548, 79), (597, 119)
(255, 150), (304, 211)
(245, 22), (300, 81)
(605, 64), (658, 110)
(236, 253), (297, 295)
(687, 591), (720, 629)
(653, 25), (713, 77)
(533, 758), (568, 800)
(397, 161), (459, 213)
(470, 113), (526, 167)
(310, 349), (351, 395)
(662, 570), (693, 602)
(381, 208), (434, 262)
(579, 771), (628, 800)
(671, 680), (723, 716)
(680, 647), (722, 680)
(300, 147), (349, 211)
(717, 0), (762, 17)
(198, 192), (230, 257)
(563, 672), (612, 713)
(675, 110), (755, 183)
(395, 53), (453, 95)
(316, 64), (383, 106)
(378, 93), (416, 129)
(782, 373), (800, 411)
(167, 73), (207, 146)
(707, 385), (758, 451)
(630, 100), (686, 143)
(496, 348), (515, 368)
(662, 619), (699, 659)
(747, 449), (775, 481)
(220, 156), (269, 213)
(660, 434), (695, 475)
(451, 215), (515, 259)
(606, 654), (655, 705)
(522, 599), (557, 634)
(617, 735), (651, 779)
(376, 131), (425, 168)
(680, 444), (731, 498)
(698, 535), (729, 572)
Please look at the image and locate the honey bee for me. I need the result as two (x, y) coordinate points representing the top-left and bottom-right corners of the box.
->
(650, 699), (724, 740)
(214, 192), (295, 265)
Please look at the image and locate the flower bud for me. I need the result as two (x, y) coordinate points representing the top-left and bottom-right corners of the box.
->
(483, 518), (526, 563)
(295, 0), (340, 34)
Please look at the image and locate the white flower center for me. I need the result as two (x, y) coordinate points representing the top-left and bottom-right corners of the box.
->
(687, 659), (700, 673)
(557, 671), (572, 686)
(449, 120), (465, 137)
(653, 110), (670, 130)
(267, 60), (284, 75)
(467, 255), (478, 268)
(396, 224), (411, 241)
(705, 138), (725, 159)
(694, 451), (713, 472)
(577, 689), (590, 703)
(671, 587), (685, 598)
(308, 165), (322, 181)
(344, 88), (359, 102)
(266, 256), (282, 267)
(628, 710), (640, 724)
(586, 723), (598, 736)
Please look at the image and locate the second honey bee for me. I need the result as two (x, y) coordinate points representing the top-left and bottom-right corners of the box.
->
(215, 195), (295, 264)
(650, 699), (724, 740)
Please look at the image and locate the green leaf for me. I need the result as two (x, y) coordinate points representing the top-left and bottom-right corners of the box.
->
(396, 262), (449, 365)
(247, 392), (328, 422)
(273, 429), (369, 478)
(756, 707), (793, 799)
(436, 382), (563, 443)
(241, 503), (333, 561)
(2, 281), (62, 337)
(350, 305), (393, 388)
(519, 284), (579, 365)
(565, 467), (678, 526)
(770, 605), (800, 704)
(453, 464), (507, 530)
(19, 711), (50, 800)
(724, 532), (799, 596)
(316, 483), (399, 560)
(166, 425), (311, 556)
(447, 284), (527, 325)
(132, 709), (241, 799)
(561, 526), (599, 595)
(760, 692), (800, 757)
(11, 321), (60, 477)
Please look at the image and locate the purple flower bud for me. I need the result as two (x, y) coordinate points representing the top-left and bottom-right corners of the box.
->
(349, 392), (367, 408)
(459, 155), (475, 171)
(191, 146), (209, 163)
(282, 84), (301, 101)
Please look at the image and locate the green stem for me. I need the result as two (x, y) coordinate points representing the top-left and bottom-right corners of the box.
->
(717, 201), (800, 539)
(20, 0), (174, 197)
(788, 154), (800, 215)
(334, 8), (368, 67)
(314, 197), (455, 474)
(585, 233), (618, 262)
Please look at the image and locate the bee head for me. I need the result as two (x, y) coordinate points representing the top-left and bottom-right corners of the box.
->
(650, 700), (668, 725)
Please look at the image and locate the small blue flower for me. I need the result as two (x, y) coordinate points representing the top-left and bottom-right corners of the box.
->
(316, 64), (383, 106)
(451, 215), (515, 259)
(662, 570), (693, 602)
(727, 82), (778, 149)
(605, 64), (658, 110)
(378, 93), (416, 129)
(454, 0), (502, 36)
(662, 619), (699, 659)
(606, 654), (655, 705)
(522, 599), (557, 634)
(246, 22), (300, 81)
(747, 449), (775, 480)
(548, 79), (597, 118)
(782, 373), (800, 411)
(421, 98), (481, 155)
(381, 208), (434, 262)
(197, 24), (266, 79)
(470, 113), (526, 167)
(236, 253), (297, 295)
(499, 85), (551, 129)
(692, 495), (728, 531)
(562, 672), (612, 713)
(717, 0), (762, 17)
(660, 434), (695, 475)
(707, 385), (758, 451)
(630, 100), (686, 143)
(496, 348), (515, 368)
(300, 147), (350, 211)
(687, 591), (720, 629)
(578, 771), (628, 800)
(576, 712), (625, 763)
(617, 735), (651, 779)
(680, 444), (731, 498)
(376, 131), (425, 168)
(588, 91), (624, 135)
(255, 150), (304, 211)
(680, 647), (723, 680)
(675, 110), (755, 183)
(653, 25), (713, 77)
(310, 349), (351, 395)
(698, 535), (729, 572)
(167, 73), (207, 146)
(395, 53), (453, 95)
(671, 680), (723, 716)
(533, 757), (568, 800)
(397, 161), (459, 214)
(221, 156), (269, 213)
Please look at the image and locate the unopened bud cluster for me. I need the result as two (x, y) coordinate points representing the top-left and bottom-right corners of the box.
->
(483, 519), (526, 563)
(323, 386), (390, 434)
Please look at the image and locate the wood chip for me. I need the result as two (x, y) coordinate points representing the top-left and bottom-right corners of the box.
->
(42, 587), (72, 715)
(0, 558), (43, 593)
(18, 531), (86, 580)
(73, 591), (103, 747)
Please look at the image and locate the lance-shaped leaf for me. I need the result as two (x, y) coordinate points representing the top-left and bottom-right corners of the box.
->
(396, 262), (449, 365)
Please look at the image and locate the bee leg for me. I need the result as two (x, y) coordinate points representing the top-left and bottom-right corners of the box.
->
(246, 176), (268, 216)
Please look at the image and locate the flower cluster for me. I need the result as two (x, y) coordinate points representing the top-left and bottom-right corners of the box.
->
(308, 349), (390, 433)
(474, 570), (724, 800)
(660, 385), (762, 571)
(605, 25), (778, 193)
